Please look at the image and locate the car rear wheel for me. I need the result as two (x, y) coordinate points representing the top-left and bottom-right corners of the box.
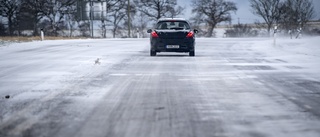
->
(150, 50), (156, 56)
(189, 51), (195, 56)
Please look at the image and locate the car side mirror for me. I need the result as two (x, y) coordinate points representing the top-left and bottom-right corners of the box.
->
(194, 29), (198, 34)
(147, 29), (152, 33)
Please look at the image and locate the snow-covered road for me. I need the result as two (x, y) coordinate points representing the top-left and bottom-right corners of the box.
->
(1, 37), (320, 137)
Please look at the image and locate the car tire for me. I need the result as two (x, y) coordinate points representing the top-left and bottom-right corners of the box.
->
(189, 51), (195, 56)
(150, 50), (156, 56)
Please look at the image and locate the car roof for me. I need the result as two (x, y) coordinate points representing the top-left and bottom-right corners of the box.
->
(157, 18), (187, 22)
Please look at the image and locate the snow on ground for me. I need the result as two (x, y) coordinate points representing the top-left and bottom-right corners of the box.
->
(250, 36), (320, 74)
(0, 40), (15, 47)
(0, 38), (149, 99)
(0, 36), (319, 98)
(0, 36), (320, 137)
(0, 38), (150, 127)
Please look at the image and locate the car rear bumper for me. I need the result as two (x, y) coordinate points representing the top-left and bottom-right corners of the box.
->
(150, 38), (195, 52)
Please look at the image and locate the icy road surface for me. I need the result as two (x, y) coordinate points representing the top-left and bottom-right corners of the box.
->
(1, 37), (320, 137)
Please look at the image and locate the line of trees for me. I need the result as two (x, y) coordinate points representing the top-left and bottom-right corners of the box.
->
(250, 0), (315, 35)
(190, 0), (316, 37)
(0, 0), (316, 37)
(0, 0), (186, 37)
(0, 0), (76, 36)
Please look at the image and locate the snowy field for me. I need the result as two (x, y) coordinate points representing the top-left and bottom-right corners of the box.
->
(1, 37), (320, 137)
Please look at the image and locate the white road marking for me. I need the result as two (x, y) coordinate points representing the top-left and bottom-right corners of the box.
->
(109, 74), (129, 76)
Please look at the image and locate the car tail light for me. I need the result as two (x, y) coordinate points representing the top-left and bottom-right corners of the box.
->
(151, 31), (159, 38)
(186, 31), (194, 38)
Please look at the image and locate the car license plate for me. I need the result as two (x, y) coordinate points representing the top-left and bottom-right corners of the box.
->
(166, 45), (179, 48)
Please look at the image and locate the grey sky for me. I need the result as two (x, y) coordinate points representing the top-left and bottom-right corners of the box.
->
(177, 0), (320, 24)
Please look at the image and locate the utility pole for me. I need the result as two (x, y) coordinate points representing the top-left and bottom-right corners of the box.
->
(127, 0), (131, 38)
(90, 0), (94, 38)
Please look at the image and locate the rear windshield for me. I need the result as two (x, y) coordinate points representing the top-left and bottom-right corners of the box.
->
(156, 21), (191, 30)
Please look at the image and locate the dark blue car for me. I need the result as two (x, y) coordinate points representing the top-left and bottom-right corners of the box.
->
(147, 18), (198, 56)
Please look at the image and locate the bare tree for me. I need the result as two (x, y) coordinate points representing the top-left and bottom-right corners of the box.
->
(124, 0), (136, 38)
(249, 0), (281, 36)
(65, 1), (78, 37)
(41, 0), (76, 36)
(190, 13), (206, 37)
(167, 4), (184, 18)
(99, 0), (122, 38)
(191, 0), (237, 37)
(133, 0), (184, 21)
(279, 0), (314, 31)
(79, 21), (90, 37)
(295, 0), (314, 28)
(19, 0), (47, 36)
(133, 12), (148, 38)
(0, 0), (21, 35)
(108, 0), (127, 38)
(98, 0), (134, 38)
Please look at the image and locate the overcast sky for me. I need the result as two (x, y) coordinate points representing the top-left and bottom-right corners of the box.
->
(177, 0), (320, 24)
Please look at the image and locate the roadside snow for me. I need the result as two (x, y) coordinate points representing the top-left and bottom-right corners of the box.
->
(249, 36), (320, 75)
(0, 38), (149, 98)
(1, 37), (320, 137)
(0, 40), (15, 47)
(1, 37), (319, 98)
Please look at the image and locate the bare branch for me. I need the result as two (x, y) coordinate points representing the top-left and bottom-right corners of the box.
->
(191, 0), (237, 37)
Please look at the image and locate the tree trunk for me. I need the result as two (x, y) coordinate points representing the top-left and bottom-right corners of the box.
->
(68, 21), (73, 37)
(33, 16), (39, 36)
(101, 20), (107, 38)
(8, 15), (13, 36)
(267, 23), (272, 37)
(113, 29), (116, 38)
(33, 22), (38, 36)
(207, 24), (215, 37)
(113, 25), (117, 38)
